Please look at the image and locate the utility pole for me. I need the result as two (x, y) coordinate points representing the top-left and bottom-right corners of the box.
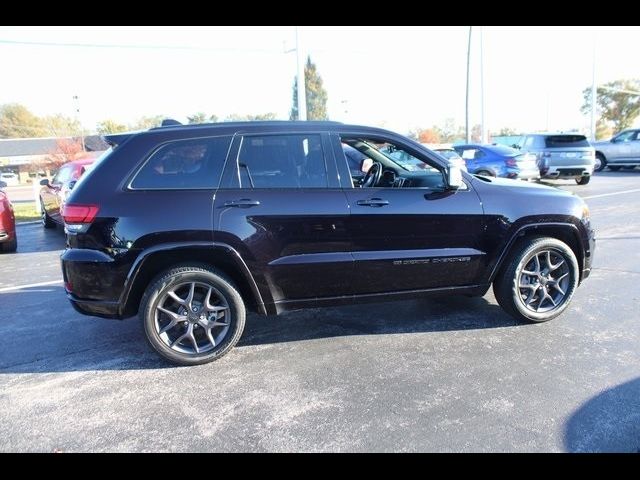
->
(295, 27), (307, 121)
(590, 29), (597, 141)
(465, 26), (472, 143)
(480, 26), (487, 143)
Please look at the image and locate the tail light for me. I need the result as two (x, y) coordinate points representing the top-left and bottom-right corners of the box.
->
(505, 158), (517, 167)
(62, 204), (99, 233)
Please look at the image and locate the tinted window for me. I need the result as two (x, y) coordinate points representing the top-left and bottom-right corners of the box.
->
(131, 137), (231, 189)
(52, 165), (74, 185)
(544, 135), (589, 148)
(238, 134), (326, 188)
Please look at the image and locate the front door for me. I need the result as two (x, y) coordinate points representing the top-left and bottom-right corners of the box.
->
(214, 132), (352, 306)
(333, 133), (486, 295)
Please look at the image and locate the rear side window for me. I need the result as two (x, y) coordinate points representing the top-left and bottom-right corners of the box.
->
(237, 134), (327, 188)
(544, 135), (589, 148)
(131, 137), (231, 189)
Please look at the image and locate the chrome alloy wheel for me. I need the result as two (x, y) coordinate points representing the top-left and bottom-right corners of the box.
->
(154, 281), (230, 355)
(517, 249), (571, 314)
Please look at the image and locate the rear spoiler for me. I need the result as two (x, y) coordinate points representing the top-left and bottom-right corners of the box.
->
(103, 133), (134, 148)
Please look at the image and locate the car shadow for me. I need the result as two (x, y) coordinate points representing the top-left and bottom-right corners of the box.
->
(11, 223), (67, 254)
(564, 377), (640, 452)
(0, 287), (521, 374)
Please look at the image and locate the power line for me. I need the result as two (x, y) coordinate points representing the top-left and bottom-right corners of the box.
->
(0, 38), (281, 54)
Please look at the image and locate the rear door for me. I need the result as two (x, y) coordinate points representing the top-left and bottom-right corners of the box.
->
(214, 132), (352, 306)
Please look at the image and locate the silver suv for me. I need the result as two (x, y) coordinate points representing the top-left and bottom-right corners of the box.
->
(517, 133), (595, 185)
(592, 129), (640, 172)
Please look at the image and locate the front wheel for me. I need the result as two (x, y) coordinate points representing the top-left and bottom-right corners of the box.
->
(493, 237), (579, 323)
(140, 265), (246, 366)
(42, 204), (56, 229)
(576, 176), (591, 185)
(594, 153), (606, 172)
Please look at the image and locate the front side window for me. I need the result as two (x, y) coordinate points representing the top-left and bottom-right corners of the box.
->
(237, 134), (327, 188)
(131, 137), (231, 189)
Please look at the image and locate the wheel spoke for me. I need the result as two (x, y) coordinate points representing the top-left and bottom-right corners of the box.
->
(525, 286), (539, 305)
(167, 290), (186, 305)
(533, 254), (541, 274)
(185, 282), (196, 309)
(553, 283), (566, 296)
(555, 272), (569, 282)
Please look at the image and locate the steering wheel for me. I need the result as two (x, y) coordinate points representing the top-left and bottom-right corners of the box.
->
(361, 161), (382, 188)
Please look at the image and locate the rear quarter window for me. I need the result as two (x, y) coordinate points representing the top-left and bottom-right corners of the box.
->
(544, 135), (589, 148)
(131, 136), (232, 189)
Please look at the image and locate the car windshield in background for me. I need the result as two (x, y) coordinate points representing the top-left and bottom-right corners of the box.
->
(545, 135), (589, 148)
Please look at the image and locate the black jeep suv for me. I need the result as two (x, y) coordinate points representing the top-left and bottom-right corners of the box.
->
(61, 121), (595, 365)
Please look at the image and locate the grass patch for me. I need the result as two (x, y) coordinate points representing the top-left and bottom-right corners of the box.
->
(12, 202), (41, 223)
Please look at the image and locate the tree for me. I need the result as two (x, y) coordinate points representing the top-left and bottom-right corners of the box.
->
(290, 56), (328, 121)
(581, 79), (640, 133)
(187, 112), (208, 124)
(595, 119), (613, 141)
(0, 103), (48, 138)
(438, 118), (462, 143)
(42, 114), (82, 137)
(97, 119), (128, 135)
(417, 128), (441, 144)
(130, 115), (165, 131)
(40, 138), (91, 172)
(223, 113), (278, 122)
(497, 127), (518, 136)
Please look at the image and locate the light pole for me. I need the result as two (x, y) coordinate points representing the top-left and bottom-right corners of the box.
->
(465, 26), (472, 143)
(72, 95), (85, 152)
(284, 27), (307, 121)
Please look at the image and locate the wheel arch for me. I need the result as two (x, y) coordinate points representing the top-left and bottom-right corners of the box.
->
(488, 223), (585, 284)
(120, 242), (266, 318)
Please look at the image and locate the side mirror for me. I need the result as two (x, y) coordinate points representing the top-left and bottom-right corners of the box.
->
(39, 178), (50, 186)
(0, 180), (6, 189)
(360, 158), (373, 173)
(611, 137), (618, 143)
(511, 143), (521, 149)
(446, 164), (464, 190)
(68, 180), (77, 191)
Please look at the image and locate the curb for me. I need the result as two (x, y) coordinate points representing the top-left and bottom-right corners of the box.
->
(17, 220), (42, 226)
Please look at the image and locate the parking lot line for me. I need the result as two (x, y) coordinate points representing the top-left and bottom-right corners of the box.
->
(0, 279), (63, 293)
(583, 188), (640, 200)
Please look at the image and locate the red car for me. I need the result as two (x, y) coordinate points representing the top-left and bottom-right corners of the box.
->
(0, 183), (17, 252)
(40, 158), (95, 228)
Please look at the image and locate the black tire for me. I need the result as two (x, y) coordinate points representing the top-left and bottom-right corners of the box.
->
(493, 236), (579, 323)
(41, 204), (56, 229)
(594, 153), (606, 172)
(0, 237), (17, 253)
(608, 165), (621, 171)
(140, 265), (246, 366)
(576, 176), (591, 185)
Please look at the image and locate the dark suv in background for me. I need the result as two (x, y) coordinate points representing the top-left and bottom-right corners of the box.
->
(62, 121), (595, 365)
(517, 133), (595, 185)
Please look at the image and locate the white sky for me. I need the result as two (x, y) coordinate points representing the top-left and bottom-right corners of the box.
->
(1, 26), (639, 136)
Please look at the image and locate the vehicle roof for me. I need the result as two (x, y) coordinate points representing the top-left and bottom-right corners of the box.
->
(524, 132), (587, 137)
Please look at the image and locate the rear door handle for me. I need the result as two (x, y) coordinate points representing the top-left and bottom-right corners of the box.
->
(356, 198), (389, 207)
(224, 199), (261, 208)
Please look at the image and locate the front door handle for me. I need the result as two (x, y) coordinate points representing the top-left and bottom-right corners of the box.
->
(224, 199), (261, 208)
(356, 198), (389, 207)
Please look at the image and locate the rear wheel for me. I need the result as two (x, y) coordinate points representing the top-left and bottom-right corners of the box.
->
(576, 176), (591, 185)
(493, 237), (579, 323)
(594, 153), (606, 172)
(140, 265), (246, 366)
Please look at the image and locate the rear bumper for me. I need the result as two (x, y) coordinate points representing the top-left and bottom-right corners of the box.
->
(67, 293), (122, 319)
(541, 164), (594, 179)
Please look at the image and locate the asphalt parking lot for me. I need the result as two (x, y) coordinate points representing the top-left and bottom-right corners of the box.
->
(1, 171), (639, 452)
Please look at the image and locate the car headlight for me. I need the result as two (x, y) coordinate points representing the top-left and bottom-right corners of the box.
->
(581, 203), (591, 225)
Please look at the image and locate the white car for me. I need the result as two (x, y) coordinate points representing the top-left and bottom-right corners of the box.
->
(0, 172), (19, 186)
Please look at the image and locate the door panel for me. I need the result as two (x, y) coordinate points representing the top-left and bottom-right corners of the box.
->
(344, 187), (485, 294)
(214, 133), (352, 304)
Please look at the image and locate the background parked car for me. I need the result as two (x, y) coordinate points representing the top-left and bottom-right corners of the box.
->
(424, 144), (468, 172)
(516, 133), (595, 185)
(592, 128), (640, 171)
(0, 181), (17, 252)
(40, 158), (95, 228)
(0, 172), (20, 186)
(453, 144), (539, 180)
